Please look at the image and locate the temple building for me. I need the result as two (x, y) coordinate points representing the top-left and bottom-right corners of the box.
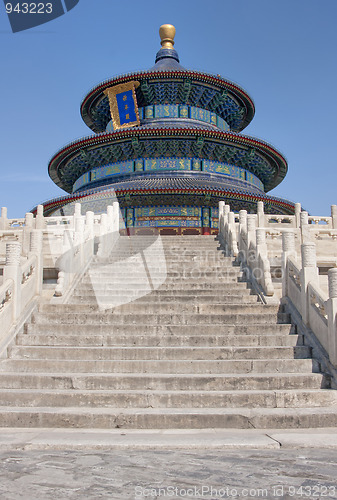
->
(36, 25), (295, 235)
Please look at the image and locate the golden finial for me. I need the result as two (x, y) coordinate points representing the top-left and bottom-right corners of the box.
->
(159, 24), (176, 49)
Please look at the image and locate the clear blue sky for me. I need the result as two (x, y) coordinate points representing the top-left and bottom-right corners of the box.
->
(1, 0), (336, 217)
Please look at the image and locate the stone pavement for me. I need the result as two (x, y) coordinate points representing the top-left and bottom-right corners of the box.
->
(0, 429), (337, 500)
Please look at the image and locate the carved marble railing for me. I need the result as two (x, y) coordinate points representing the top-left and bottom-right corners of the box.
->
(0, 278), (14, 351)
(219, 202), (274, 297)
(0, 236), (41, 356)
(283, 240), (337, 370)
(0, 202), (121, 354)
(218, 200), (337, 370)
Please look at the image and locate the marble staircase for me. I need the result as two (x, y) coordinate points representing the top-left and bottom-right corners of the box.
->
(0, 235), (336, 429)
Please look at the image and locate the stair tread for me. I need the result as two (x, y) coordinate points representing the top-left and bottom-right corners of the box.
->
(0, 388), (331, 394)
(0, 372), (322, 377)
(0, 406), (336, 414)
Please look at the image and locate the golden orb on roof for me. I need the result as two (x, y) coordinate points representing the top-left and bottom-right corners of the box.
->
(159, 24), (176, 49)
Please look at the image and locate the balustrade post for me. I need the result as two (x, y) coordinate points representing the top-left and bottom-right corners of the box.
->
(239, 210), (247, 230)
(74, 215), (85, 235)
(85, 211), (95, 258)
(74, 203), (81, 217)
(281, 230), (296, 297)
(256, 228), (267, 252)
(218, 202), (224, 244)
(55, 229), (74, 296)
(69, 202), (80, 231)
(222, 205), (231, 244)
(35, 205), (45, 230)
(29, 229), (43, 295)
(106, 205), (113, 232)
(0, 207), (8, 230)
(331, 205), (337, 230)
(228, 212), (238, 257)
(300, 211), (310, 243)
(238, 210), (247, 259)
(85, 211), (95, 240)
(295, 203), (301, 228)
(217, 201), (224, 232)
(97, 214), (109, 258)
(25, 212), (34, 228)
(300, 242), (319, 326)
(256, 228), (274, 296)
(113, 202), (120, 232)
(3, 242), (22, 321)
(62, 229), (74, 252)
(100, 213), (108, 234)
(257, 201), (264, 228)
(218, 201), (225, 219)
(22, 212), (34, 255)
(74, 215), (85, 267)
(327, 268), (337, 367)
(246, 215), (256, 254)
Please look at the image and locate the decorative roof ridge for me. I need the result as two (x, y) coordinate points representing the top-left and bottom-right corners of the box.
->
(32, 185), (296, 215)
(80, 69), (255, 115)
(48, 127), (287, 167)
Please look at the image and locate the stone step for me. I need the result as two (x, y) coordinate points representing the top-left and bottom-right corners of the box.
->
(143, 240), (222, 245)
(9, 345), (311, 361)
(88, 265), (242, 273)
(0, 406), (336, 429)
(74, 282), (252, 292)
(105, 248), (225, 257)
(70, 287), (254, 297)
(104, 249), (226, 259)
(68, 294), (258, 305)
(112, 236), (218, 242)
(37, 302), (281, 314)
(155, 245), (222, 250)
(80, 275), (244, 285)
(112, 303), (275, 314)
(0, 372), (324, 391)
(31, 311), (289, 325)
(96, 246), (225, 253)
(99, 256), (231, 265)
(91, 256), (234, 264)
(170, 260), (237, 266)
(0, 358), (318, 374)
(39, 302), (269, 315)
(16, 333), (304, 347)
(84, 263), (242, 272)
(24, 322), (295, 336)
(86, 265), (242, 274)
(0, 389), (335, 409)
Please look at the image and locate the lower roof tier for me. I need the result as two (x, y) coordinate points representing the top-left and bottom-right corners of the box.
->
(48, 127), (288, 194)
(34, 175), (295, 217)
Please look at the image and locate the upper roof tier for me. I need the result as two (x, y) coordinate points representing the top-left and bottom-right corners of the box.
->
(80, 25), (255, 134)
